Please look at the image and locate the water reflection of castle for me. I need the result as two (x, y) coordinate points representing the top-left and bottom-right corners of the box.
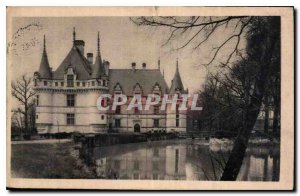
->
(93, 144), (186, 180)
(81, 141), (279, 181)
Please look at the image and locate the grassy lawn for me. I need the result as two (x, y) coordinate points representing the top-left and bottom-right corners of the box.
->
(11, 142), (92, 179)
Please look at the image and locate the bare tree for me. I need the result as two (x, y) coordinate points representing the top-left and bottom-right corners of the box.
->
(131, 16), (252, 66)
(11, 109), (24, 136)
(131, 16), (280, 180)
(11, 75), (36, 135)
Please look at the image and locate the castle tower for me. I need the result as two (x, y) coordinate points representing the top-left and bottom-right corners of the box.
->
(38, 35), (52, 79)
(92, 32), (106, 78)
(169, 58), (184, 94)
(166, 59), (187, 133)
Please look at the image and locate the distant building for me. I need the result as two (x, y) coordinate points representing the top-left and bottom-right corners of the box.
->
(254, 103), (275, 132)
(186, 109), (202, 134)
(34, 28), (187, 135)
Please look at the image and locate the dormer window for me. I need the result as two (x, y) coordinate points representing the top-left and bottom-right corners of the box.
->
(133, 83), (142, 95)
(67, 75), (74, 87)
(152, 83), (161, 96)
(82, 82), (86, 87)
(114, 83), (123, 94)
(92, 81), (95, 86)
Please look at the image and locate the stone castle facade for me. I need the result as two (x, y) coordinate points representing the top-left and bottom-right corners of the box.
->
(34, 28), (187, 135)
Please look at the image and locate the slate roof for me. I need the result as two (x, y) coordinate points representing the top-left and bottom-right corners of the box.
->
(109, 69), (169, 95)
(169, 62), (184, 94)
(91, 54), (105, 78)
(52, 46), (92, 80)
(38, 36), (52, 79)
(91, 32), (106, 78)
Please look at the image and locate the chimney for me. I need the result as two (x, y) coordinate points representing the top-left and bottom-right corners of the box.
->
(142, 63), (146, 69)
(74, 40), (85, 56)
(132, 62), (136, 71)
(87, 53), (93, 64)
(158, 59), (160, 70)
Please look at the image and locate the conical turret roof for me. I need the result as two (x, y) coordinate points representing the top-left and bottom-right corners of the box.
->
(169, 59), (184, 94)
(91, 32), (106, 78)
(38, 35), (52, 79)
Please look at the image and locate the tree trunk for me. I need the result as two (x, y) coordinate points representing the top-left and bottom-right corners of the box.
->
(220, 96), (262, 180)
(264, 96), (269, 133)
(24, 105), (28, 135)
(220, 17), (279, 181)
(273, 106), (279, 133)
(272, 74), (280, 135)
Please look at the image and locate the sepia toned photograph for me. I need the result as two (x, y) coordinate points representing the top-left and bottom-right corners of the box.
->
(6, 7), (294, 190)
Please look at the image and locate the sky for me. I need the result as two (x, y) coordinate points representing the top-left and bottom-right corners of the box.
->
(8, 17), (245, 108)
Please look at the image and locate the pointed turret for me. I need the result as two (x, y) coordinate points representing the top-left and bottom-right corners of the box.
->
(73, 27), (76, 44)
(169, 58), (184, 94)
(91, 32), (105, 78)
(38, 35), (52, 79)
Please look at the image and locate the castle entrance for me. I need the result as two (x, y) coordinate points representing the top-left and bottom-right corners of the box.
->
(134, 124), (140, 133)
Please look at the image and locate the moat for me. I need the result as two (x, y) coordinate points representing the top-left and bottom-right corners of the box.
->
(77, 139), (280, 181)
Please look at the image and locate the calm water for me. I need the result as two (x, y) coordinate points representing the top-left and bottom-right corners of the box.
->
(78, 139), (280, 181)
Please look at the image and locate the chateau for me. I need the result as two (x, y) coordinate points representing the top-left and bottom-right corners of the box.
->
(34, 29), (187, 135)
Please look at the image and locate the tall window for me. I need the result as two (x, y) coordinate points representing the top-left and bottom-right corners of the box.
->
(55, 82), (58, 87)
(61, 82), (64, 87)
(176, 104), (179, 127)
(66, 113), (75, 125)
(67, 94), (75, 107)
(115, 119), (121, 128)
(67, 75), (74, 87)
(176, 119), (179, 127)
(154, 119), (159, 128)
(116, 106), (121, 114)
(36, 95), (39, 106)
(44, 81), (47, 86)
(154, 105), (160, 114)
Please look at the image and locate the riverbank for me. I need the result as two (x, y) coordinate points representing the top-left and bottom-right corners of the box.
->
(10, 138), (280, 180)
(11, 142), (93, 178)
(11, 138), (72, 145)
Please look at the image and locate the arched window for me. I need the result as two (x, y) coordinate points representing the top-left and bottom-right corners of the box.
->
(134, 124), (140, 132)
